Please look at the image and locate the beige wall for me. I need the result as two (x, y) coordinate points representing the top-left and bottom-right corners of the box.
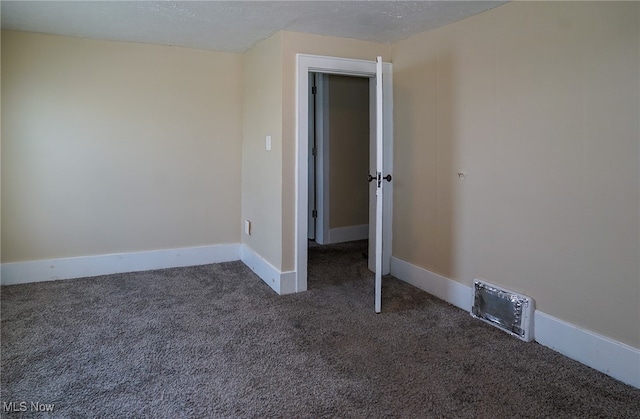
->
(280, 31), (390, 270)
(328, 75), (370, 229)
(241, 33), (284, 270)
(392, 2), (640, 348)
(240, 31), (388, 270)
(1, 31), (243, 262)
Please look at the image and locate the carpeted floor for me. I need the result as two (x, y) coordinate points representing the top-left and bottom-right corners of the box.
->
(2, 240), (639, 418)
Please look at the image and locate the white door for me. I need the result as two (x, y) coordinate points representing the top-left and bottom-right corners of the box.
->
(374, 56), (384, 313)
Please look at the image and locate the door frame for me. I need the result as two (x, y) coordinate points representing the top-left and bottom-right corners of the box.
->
(313, 73), (372, 246)
(295, 53), (393, 292)
(309, 73), (331, 245)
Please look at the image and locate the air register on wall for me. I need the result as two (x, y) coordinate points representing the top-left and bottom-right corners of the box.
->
(471, 279), (535, 342)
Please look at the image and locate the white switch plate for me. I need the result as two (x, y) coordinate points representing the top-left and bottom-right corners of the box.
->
(266, 135), (272, 151)
(244, 220), (251, 235)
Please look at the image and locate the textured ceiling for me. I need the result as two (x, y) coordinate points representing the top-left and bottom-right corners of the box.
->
(1, 1), (506, 53)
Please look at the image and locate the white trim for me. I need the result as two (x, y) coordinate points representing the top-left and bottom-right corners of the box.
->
(307, 72), (317, 242)
(390, 256), (640, 389)
(319, 73), (331, 245)
(535, 311), (640, 389)
(296, 53), (393, 294)
(390, 256), (471, 310)
(315, 73), (330, 245)
(240, 245), (296, 295)
(327, 224), (369, 244)
(1, 244), (241, 286)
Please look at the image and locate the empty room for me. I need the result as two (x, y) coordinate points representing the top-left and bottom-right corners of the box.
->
(2, 1), (639, 417)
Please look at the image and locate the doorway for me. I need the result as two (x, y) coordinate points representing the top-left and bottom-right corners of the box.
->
(308, 73), (370, 247)
(295, 54), (393, 297)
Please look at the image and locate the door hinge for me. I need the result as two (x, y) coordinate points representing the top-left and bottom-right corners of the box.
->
(312, 86), (317, 95)
(312, 147), (317, 156)
(312, 210), (318, 218)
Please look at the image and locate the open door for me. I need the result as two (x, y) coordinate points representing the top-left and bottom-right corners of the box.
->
(374, 56), (385, 313)
(295, 54), (392, 297)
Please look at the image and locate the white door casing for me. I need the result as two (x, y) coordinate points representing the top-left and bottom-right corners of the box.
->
(308, 73), (316, 241)
(295, 54), (393, 301)
(312, 74), (330, 245)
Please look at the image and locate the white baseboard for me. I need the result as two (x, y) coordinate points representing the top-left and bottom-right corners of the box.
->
(534, 311), (640, 388)
(327, 224), (368, 244)
(0, 244), (241, 286)
(390, 256), (471, 310)
(240, 245), (296, 295)
(390, 256), (640, 389)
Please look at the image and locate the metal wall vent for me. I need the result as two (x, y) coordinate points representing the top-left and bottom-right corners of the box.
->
(471, 279), (534, 342)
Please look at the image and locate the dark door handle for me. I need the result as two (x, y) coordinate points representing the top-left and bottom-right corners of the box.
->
(367, 174), (375, 182)
(383, 174), (392, 182)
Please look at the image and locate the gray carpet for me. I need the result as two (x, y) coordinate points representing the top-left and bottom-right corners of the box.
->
(2, 240), (639, 418)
